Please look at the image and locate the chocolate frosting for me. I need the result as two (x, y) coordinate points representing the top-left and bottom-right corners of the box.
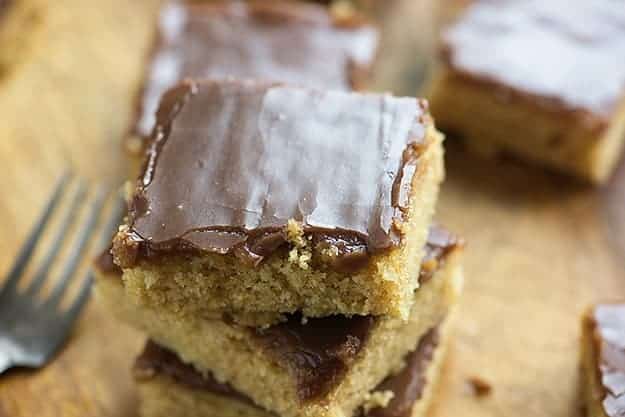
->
(442, 0), (625, 128)
(365, 327), (439, 417)
(103, 225), (458, 281)
(134, 341), (256, 407)
(117, 79), (429, 269)
(588, 304), (625, 417)
(94, 248), (122, 276)
(135, 325), (440, 415)
(136, 0), (378, 136)
(252, 314), (376, 402)
(419, 225), (461, 284)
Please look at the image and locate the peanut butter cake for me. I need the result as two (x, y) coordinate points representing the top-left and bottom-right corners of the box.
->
(581, 303), (625, 417)
(98, 226), (463, 417)
(113, 78), (445, 325)
(133, 0), (378, 139)
(134, 324), (448, 417)
(428, 0), (625, 183)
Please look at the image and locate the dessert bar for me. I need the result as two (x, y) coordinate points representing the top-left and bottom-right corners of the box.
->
(581, 303), (625, 417)
(428, 0), (625, 183)
(113, 78), (445, 325)
(134, 322), (449, 417)
(98, 226), (462, 417)
(132, 0), (378, 139)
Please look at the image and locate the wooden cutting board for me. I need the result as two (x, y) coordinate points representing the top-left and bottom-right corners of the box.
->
(0, 1), (624, 416)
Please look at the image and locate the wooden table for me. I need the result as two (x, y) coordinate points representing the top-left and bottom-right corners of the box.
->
(1, 1), (624, 416)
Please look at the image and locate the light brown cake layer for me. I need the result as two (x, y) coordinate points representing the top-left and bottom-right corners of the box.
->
(581, 303), (625, 417)
(134, 320), (451, 417)
(428, 0), (625, 183)
(429, 71), (625, 184)
(96, 238), (462, 417)
(114, 79), (446, 324)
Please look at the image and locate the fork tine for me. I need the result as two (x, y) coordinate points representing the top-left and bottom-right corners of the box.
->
(63, 270), (93, 322)
(43, 187), (108, 309)
(61, 196), (124, 326)
(0, 171), (72, 297)
(44, 192), (121, 318)
(25, 181), (88, 297)
(60, 193), (124, 321)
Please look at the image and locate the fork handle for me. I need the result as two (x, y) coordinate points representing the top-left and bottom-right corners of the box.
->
(0, 352), (12, 375)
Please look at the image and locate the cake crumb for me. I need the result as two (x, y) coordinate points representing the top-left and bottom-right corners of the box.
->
(143, 274), (159, 290)
(286, 219), (306, 248)
(319, 243), (339, 262)
(467, 376), (492, 397)
(288, 247), (312, 270)
(288, 248), (299, 263)
(286, 220), (312, 269)
(362, 390), (395, 413)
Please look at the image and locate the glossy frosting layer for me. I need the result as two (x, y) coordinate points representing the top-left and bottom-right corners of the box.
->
(117, 79), (430, 269)
(588, 304), (625, 417)
(443, 0), (625, 125)
(419, 225), (460, 284)
(103, 226), (458, 280)
(136, 0), (378, 136)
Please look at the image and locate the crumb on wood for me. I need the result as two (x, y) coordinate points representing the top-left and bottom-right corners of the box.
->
(467, 376), (492, 397)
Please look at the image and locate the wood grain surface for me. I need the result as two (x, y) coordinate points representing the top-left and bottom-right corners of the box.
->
(0, 1), (624, 417)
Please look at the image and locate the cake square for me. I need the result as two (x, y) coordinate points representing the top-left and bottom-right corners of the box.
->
(98, 226), (463, 417)
(581, 303), (625, 417)
(113, 78), (445, 325)
(428, 0), (625, 183)
(132, 0), (379, 139)
(133, 321), (449, 417)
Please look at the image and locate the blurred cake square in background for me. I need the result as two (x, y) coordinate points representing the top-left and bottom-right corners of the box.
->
(428, 0), (625, 184)
(126, 0), (378, 158)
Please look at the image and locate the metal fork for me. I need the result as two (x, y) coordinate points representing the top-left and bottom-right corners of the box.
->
(0, 172), (123, 374)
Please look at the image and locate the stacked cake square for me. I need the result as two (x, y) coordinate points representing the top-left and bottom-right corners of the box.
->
(95, 2), (464, 417)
